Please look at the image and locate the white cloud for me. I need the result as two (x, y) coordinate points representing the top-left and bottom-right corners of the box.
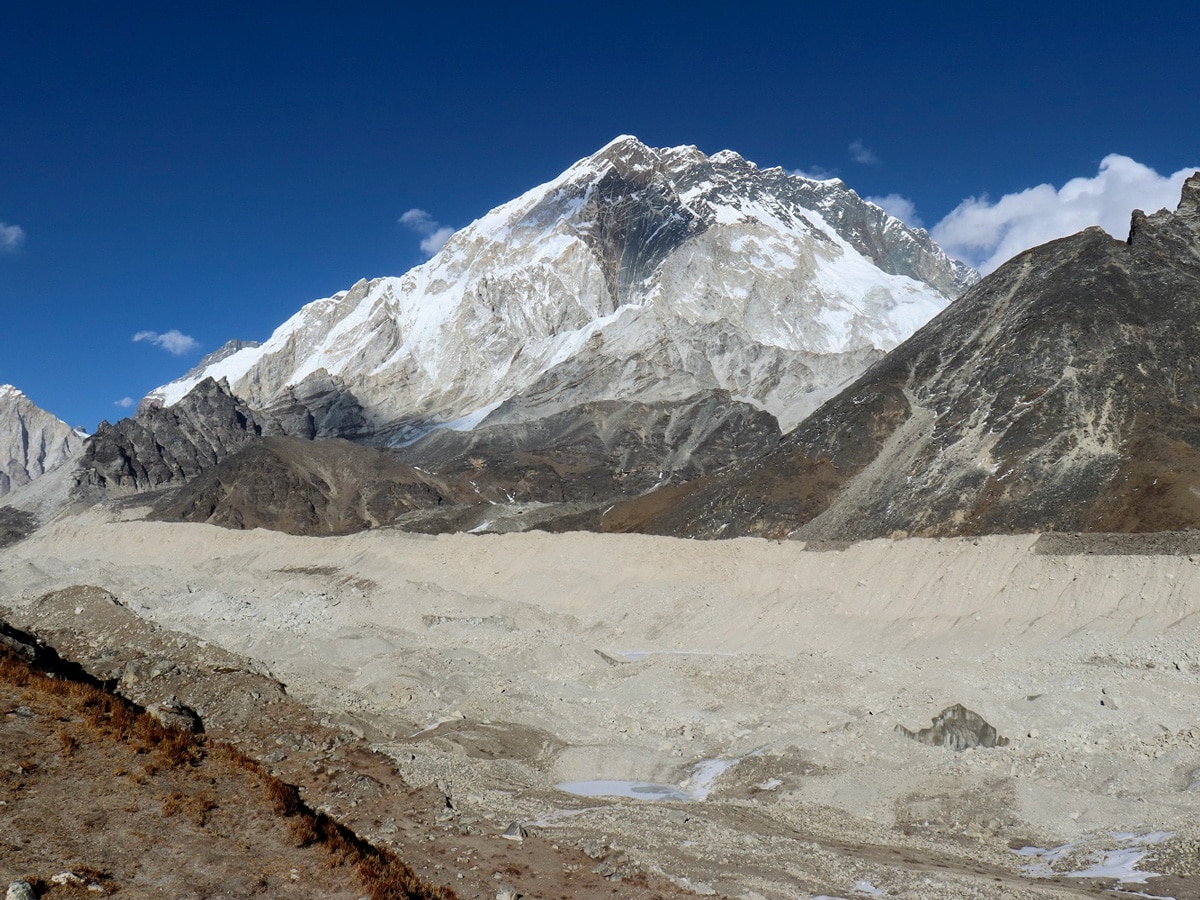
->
(0, 222), (25, 253)
(866, 193), (922, 228)
(420, 226), (454, 256)
(790, 165), (837, 181)
(849, 140), (878, 165)
(400, 207), (456, 257)
(399, 208), (436, 231)
(932, 154), (1200, 274)
(114, 396), (136, 408)
(132, 329), (200, 356)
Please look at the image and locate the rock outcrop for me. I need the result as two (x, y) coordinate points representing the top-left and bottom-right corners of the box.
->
(147, 695), (203, 733)
(74, 378), (264, 499)
(896, 705), (1010, 752)
(608, 173), (1200, 539)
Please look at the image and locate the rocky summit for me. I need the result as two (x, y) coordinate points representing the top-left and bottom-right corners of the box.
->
(607, 173), (1200, 539)
(73, 378), (265, 502)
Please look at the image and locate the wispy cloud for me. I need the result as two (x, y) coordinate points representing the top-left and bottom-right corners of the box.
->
(932, 154), (1200, 273)
(790, 165), (838, 181)
(114, 396), (136, 408)
(0, 222), (25, 253)
(132, 329), (200, 356)
(849, 140), (878, 165)
(399, 208), (455, 256)
(866, 193), (922, 228)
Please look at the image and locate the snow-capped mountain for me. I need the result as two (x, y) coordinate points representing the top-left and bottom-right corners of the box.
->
(0, 385), (86, 497)
(148, 136), (973, 441)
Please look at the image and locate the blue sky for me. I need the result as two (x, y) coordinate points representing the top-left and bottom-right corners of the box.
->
(2, 2), (1197, 430)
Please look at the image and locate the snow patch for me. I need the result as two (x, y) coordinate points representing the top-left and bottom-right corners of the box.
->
(438, 399), (506, 432)
(1014, 831), (1173, 888)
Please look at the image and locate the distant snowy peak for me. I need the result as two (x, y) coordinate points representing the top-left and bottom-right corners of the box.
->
(148, 136), (975, 438)
(0, 384), (85, 496)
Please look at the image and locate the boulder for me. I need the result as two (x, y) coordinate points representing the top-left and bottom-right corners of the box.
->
(896, 704), (1010, 751)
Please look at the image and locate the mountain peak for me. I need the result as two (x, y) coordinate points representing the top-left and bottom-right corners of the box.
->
(708, 148), (745, 165)
(0, 384), (84, 497)
(1127, 171), (1200, 248)
(587, 134), (658, 173)
(615, 171), (1200, 540)
(594, 134), (644, 153)
(148, 137), (971, 439)
(1179, 171), (1200, 211)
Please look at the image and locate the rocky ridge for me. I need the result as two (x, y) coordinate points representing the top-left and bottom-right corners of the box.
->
(149, 391), (780, 536)
(72, 378), (265, 501)
(606, 173), (1200, 539)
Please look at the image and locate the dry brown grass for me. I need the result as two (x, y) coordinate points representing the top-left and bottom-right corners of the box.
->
(0, 638), (455, 900)
(160, 789), (218, 826)
(206, 744), (455, 899)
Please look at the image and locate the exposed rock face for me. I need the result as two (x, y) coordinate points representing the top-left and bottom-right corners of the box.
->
(896, 705), (1010, 752)
(255, 369), (371, 441)
(400, 391), (780, 502)
(150, 393), (779, 536)
(149, 436), (463, 534)
(74, 378), (264, 499)
(607, 173), (1200, 539)
(0, 385), (84, 497)
(147, 136), (973, 440)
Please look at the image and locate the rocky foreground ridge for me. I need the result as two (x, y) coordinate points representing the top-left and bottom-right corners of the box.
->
(606, 173), (1200, 539)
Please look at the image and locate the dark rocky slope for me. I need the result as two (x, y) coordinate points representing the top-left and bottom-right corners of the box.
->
(149, 392), (779, 536)
(73, 378), (265, 500)
(606, 173), (1200, 539)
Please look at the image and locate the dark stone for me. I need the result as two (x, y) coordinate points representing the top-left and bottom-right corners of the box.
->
(0, 506), (37, 548)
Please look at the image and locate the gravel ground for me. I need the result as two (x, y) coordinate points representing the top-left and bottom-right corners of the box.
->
(3, 505), (1200, 898)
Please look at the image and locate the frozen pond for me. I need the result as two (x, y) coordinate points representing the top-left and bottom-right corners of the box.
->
(557, 758), (739, 802)
(555, 779), (692, 801)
